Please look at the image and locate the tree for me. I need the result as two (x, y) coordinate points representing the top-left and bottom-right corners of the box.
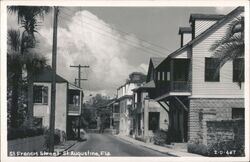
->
(210, 16), (244, 86)
(8, 6), (50, 127)
(7, 29), (22, 128)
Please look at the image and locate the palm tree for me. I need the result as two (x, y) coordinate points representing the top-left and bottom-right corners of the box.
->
(8, 6), (50, 127)
(210, 16), (244, 86)
(7, 29), (22, 128)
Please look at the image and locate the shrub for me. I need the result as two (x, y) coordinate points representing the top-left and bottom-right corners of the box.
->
(188, 139), (245, 157)
(8, 127), (44, 140)
(44, 128), (66, 149)
(153, 129), (167, 146)
(187, 142), (208, 156)
(207, 140), (245, 157)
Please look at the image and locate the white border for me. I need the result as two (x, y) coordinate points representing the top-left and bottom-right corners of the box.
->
(1, 1), (249, 162)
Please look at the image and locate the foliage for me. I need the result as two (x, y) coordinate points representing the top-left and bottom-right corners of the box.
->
(44, 128), (66, 149)
(7, 6), (50, 128)
(187, 141), (208, 156)
(8, 127), (44, 140)
(207, 140), (245, 157)
(210, 16), (244, 86)
(188, 139), (245, 157)
(153, 129), (167, 146)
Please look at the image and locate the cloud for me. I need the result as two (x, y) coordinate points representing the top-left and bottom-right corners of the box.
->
(38, 10), (146, 96)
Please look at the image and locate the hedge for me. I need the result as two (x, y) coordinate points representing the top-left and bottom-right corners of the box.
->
(8, 127), (44, 140)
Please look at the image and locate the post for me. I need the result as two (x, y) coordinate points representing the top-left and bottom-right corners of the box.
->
(70, 65), (89, 140)
(144, 97), (149, 143)
(49, 6), (59, 152)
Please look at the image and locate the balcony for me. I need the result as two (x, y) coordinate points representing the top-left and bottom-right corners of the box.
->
(68, 104), (81, 116)
(171, 81), (190, 92)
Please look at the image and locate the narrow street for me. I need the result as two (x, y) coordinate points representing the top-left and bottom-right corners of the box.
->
(65, 133), (172, 156)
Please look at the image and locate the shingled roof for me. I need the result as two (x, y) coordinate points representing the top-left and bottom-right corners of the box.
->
(33, 66), (68, 83)
(178, 27), (192, 34)
(167, 7), (243, 59)
(189, 14), (225, 22)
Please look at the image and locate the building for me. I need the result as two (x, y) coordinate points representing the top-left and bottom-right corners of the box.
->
(132, 58), (169, 142)
(33, 66), (83, 140)
(117, 72), (146, 135)
(151, 7), (244, 144)
(131, 7), (244, 146)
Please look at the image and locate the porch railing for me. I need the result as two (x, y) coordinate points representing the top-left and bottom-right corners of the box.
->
(68, 104), (81, 115)
(171, 81), (190, 92)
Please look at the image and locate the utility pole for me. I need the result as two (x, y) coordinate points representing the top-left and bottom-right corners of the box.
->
(70, 64), (89, 140)
(49, 6), (59, 152)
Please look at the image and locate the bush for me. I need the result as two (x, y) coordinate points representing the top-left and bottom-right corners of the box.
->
(188, 142), (208, 156)
(44, 128), (66, 149)
(153, 129), (167, 146)
(188, 139), (245, 157)
(207, 140), (245, 157)
(8, 127), (44, 140)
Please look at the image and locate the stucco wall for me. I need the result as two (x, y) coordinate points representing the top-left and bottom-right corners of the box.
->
(33, 82), (67, 132)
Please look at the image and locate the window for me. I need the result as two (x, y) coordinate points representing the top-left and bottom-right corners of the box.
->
(232, 108), (244, 119)
(205, 58), (220, 82)
(162, 72), (165, 81)
(33, 86), (48, 104)
(157, 71), (161, 81)
(233, 58), (244, 82)
(167, 72), (170, 81)
(33, 117), (43, 128)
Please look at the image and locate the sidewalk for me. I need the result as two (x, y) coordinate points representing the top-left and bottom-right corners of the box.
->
(115, 135), (203, 157)
(54, 131), (88, 156)
(54, 140), (78, 155)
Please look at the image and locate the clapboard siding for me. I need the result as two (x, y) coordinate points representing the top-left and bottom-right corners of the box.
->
(171, 47), (191, 59)
(195, 20), (217, 37)
(191, 12), (244, 98)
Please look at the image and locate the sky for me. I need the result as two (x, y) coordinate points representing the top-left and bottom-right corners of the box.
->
(7, 6), (235, 100)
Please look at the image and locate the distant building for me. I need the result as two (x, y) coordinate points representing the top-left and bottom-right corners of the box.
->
(117, 72), (146, 135)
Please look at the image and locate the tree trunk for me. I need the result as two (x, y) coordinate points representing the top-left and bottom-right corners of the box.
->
(10, 73), (20, 128)
(27, 71), (34, 127)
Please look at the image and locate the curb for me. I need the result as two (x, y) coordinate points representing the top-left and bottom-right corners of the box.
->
(114, 135), (201, 157)
(57, 141), (78, 156)
(113, 135), (177, 156)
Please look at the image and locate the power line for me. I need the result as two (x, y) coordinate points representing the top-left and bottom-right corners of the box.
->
(64, 7), (172, 53)
(58, 10), (166, 57)
(62, 9), (169, 55)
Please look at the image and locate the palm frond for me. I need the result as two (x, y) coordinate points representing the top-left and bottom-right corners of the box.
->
(8, 29), (21, 51)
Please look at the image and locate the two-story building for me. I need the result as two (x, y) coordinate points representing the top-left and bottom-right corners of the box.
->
(33, 66), (84, 140)
(152, 7), (244, 144)
(132, 58), (169, 142)
(117, 72), (146, 135)
(131, 7), (244, 146)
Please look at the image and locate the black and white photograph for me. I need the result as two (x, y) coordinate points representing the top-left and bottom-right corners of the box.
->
(1, 0), (249, 162)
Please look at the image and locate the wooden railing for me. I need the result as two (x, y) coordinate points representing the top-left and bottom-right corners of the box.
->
(68, 104), (81, 115)
(171, 81), (190, 92)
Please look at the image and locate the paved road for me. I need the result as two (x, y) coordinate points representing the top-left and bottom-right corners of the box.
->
(64, 133), (172, 156)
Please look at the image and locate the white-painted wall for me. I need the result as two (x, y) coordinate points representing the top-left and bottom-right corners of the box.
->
(192, 12), (244, 98)
(33, 82), (68, 132)
(195, 20), (217, 37)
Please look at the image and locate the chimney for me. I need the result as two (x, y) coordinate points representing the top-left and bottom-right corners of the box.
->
(178, 27), (192, 47)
